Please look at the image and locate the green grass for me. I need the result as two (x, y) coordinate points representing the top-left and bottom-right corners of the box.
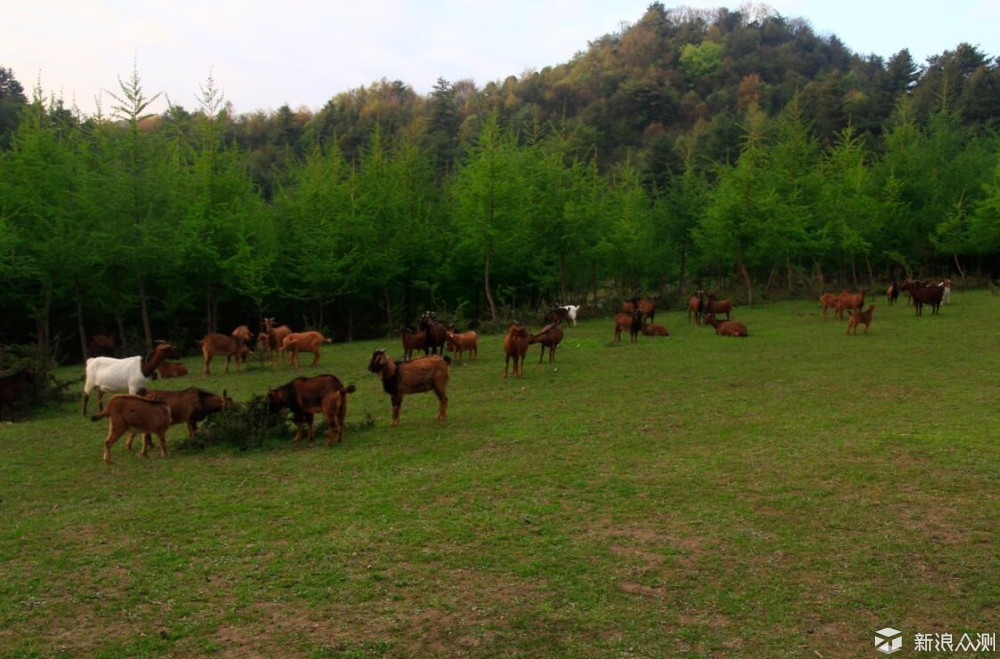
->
(1, 293), (997, 657)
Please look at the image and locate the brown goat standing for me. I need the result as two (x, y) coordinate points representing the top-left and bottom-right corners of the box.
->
(367, 349), (450, 426)
(261, 318), (293, 365)
(847, 305), (876, 335)
(267, 375), (357, 445)
(503, 321), (530, 377)
(400, 326), (428, 360)
(614, 309), (643, 344)
(281, 331), (332, 368)
(529, 323), (564, 363)
(687, 291), (705, 325)
(126, 387), (234, 451)
(835, 288), (866, 320)
(198, 333), (245, 376)
(92, 394), (173, 464)
(446, 330), (479, 361)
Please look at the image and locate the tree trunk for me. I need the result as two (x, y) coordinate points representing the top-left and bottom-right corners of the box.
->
(738, 256), (754, 307)
(137, 273), (152, 353)
(953, 254), (965, 279)
(484, 250), (498, 322)
(75, 280), (88, 359)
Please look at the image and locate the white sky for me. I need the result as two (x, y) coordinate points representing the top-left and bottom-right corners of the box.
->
(5, 1), (998, 117)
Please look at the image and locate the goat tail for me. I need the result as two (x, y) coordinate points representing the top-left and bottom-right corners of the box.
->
(345, 385), (357, 394)
(90, 410), (109, 422)
(443, 355), (452, 365)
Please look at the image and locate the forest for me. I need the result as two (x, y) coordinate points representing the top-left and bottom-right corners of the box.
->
(1, 2), (998, 362)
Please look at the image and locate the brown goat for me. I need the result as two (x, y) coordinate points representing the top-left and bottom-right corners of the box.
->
(820, 292), (839, 317)
(614, 309), (643, 344)
(400, 325), (428, 360)
(641, 323), (669, 336)
(446, 330), (479, 361)
(847, 305), (876, 335)
(418, 312), (448, 356)
(126, 387), (234, 451)
(367, 349), (450, 426)
(91, 394), (173, 464)
(267, 375), (356, 445)
(835, 289), (867, 320)
(701, 293), (733, 321)
(703, 313), (748, 337)
(503, 321), (530, 377)
(529, 323), (564, 363)
(687, 291), (705, 325)
(901, 281), (944, 316)
(544, 307), (570, 325)
(281, 331), (332, 368)
(261, 318), (293, 365)
(157, 362), (189, 379)
(198, 332), (247, 376)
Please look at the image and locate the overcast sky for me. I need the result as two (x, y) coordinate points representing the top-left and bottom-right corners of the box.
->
(5, 1), (998, 117)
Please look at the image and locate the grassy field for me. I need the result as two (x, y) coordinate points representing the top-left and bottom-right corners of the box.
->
(1, 293), (997, 657)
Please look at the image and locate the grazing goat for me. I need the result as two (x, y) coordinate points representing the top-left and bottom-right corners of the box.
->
(268, 375), (356, 445)
(902, 281), (944, 316)
(157, 362), (189, 379)
(0, 366), (35, 424)
(367, 349), (449, 426)
(88, 334), (116, 358)
(847, 305), (876, 335)
(641, 323), (669, 336)
(81, 342), (181, 415)
(400, 325), (428, 360)
(704, 313), (748, 337)
(198, 333), (246, 376)
(418, 312), (448, 356)
(446, 330), (479, 361)
(820, 292), (839, 317)
(545, 306), (570, 325)
(261, 318), (293, 365)
(835, 288), (867, 320)
(127, 387), (234, 451)
(614, 309), (643, 344)
(529, 323), (564, 363)
(687, 291), (705, 325)
(701, 292), (733, 321)
(561, 304), (580, 327)
(281, 331), (332, 368)
(503, 321), (530, 377)
(92, 394), (173, 464)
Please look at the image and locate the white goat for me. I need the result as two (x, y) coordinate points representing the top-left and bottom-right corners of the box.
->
(560, 304), (580, 327)
(81, 342), (179, 416)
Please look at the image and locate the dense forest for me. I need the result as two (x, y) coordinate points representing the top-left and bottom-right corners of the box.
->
(1, 3), (999, 363)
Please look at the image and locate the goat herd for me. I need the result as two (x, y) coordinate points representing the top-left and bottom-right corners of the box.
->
(0, 279), (952, 463)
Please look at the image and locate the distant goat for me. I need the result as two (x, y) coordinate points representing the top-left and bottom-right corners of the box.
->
(614, 309), (643, 344)
(687, 291), (705, 325)
(529, 322), (564, 363)
(88, 334), (116, 358)
(701, 292), (733, 321)
(198, 333), (246, 376)
(156, 362), (189, 379)
(820, 292), (839, 317)
(545, 307), (570, 325)
(261, 318), (293, 365)
(400, 325), (428, 360)
(847, 305), (876, 335)
(703, 313), (748, 337)
(367, 349), (450, 426)
(446, 330), (479, 361)
(0, 366), (35, 424)
(561, 304), (580, 327)
(268, 374), (356, 445)
(886, 282), (899, 306)
(902, 281), (943, 316)
(835, 289), (867, 320)
(281, 331), (332, 368)
(82, 342), (181, 415)
(503, 321), (530, 377)
(92, 394), (173, 464)
(641, 323), (669, 336)
(418, 312), (448, 356)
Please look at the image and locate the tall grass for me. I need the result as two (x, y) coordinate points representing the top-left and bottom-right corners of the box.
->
(1, 293), (997, 657)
